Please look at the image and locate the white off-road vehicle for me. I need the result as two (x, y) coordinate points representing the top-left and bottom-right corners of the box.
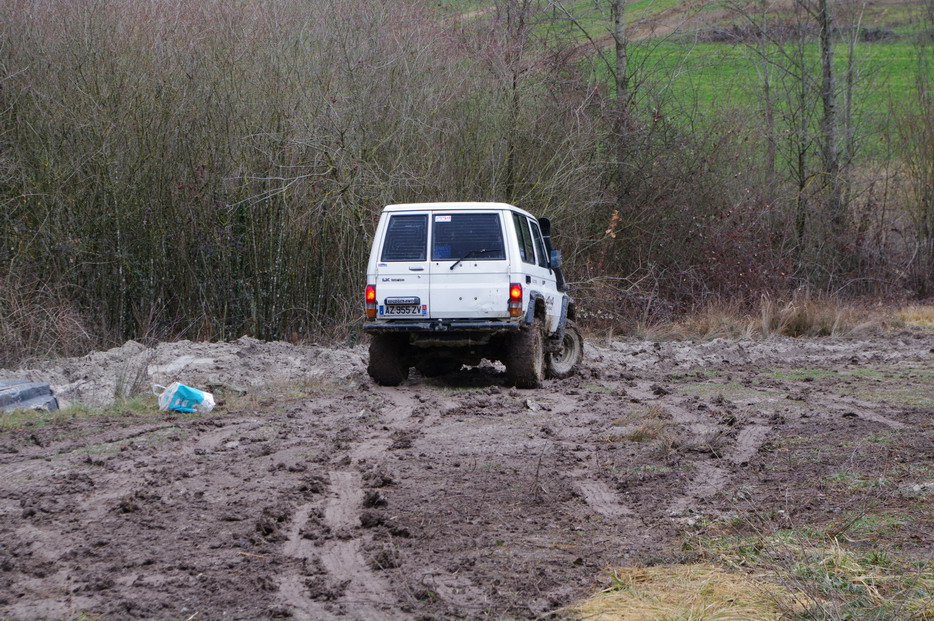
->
(363, 202), (583, 387)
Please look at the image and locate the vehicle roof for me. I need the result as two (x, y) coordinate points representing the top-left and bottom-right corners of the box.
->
(383, 202), (535, 218)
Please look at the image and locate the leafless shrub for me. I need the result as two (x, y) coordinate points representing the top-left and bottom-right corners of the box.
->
(0, 0), (929, 357)
(0, 273), (97, 368)
(114, 348), (156, 400)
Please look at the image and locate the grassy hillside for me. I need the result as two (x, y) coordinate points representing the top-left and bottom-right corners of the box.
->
(446, 0), (927, 112)
(443, 0), (930, 169)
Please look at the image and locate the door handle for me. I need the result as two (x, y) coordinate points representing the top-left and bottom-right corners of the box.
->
(409, 267), (424, 271)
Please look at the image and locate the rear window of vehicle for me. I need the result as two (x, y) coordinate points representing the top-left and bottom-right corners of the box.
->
(380, 214), (428, 262)
(432, 213), (505, 261)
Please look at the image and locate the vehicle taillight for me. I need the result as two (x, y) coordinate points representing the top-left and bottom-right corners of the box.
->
(365, 284), (377, 319)
(508, 283), (522, 317)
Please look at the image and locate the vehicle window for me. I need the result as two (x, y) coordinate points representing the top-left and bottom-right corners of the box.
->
(512, 213), (536, 265)
(380, 214), (428, 262)
(432, 213), (505, 261)
(529, 219), (549, 268)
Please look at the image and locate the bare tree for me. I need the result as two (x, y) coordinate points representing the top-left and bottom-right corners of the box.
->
(550, 0), (630, 212)
(816, 0), (841, 224)
(501, 0), (533, 201)
(839, 0), (868, 208)
(898, 0), (934, 296)
(613, 0), (630, 189)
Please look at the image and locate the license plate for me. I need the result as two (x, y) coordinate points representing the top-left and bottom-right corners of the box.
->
(381, 305), (423, 316)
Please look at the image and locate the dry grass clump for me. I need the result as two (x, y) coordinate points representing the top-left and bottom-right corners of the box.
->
(572, 512), (934, 620)
(650, 292), (886, 340)
(759, 292), (869, 337)
(624, 418), (671, 443)
(573, 564), (791, 620)
(689, 524), (934, 620)
(660, 301), (759, 340)
(615, 405), (674, 444)
(896, 305), (934, 328)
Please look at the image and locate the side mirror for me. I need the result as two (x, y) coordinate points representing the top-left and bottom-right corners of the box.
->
(549, 249), (562, 269)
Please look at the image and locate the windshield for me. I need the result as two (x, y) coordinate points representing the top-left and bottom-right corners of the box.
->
(431, 213), (505, 261)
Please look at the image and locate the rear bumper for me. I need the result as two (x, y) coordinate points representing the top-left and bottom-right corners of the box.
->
(363, 319), (521, 333)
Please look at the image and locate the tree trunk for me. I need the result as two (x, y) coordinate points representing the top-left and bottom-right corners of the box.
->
(613, 0), (628, 209)
(505, 70), (519, 201)
(818, 0), (841, 225)
(763, 56), (777, 201)
(795, 34), (810, 259)
(613, 0), (629, 116)
(502, 0), (527, 202)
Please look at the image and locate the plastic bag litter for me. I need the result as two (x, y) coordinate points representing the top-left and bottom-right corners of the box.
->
(152, 382), (215, 413)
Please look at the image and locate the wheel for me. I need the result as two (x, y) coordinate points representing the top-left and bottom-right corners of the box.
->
(545, 322), (584, 379)
(505, 320), (545, 388)
(367, 334), (410, 386)
(416, 357), (462, 378)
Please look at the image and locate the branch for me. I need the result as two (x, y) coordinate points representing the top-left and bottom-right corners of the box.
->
(550, 0), (617, 82)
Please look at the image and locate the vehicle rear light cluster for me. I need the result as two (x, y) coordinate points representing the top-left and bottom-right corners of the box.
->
(365, 284), (377, 319)
(508, 283), (523, 317)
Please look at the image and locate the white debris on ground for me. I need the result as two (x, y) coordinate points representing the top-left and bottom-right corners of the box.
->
(0, 337), (368, 408)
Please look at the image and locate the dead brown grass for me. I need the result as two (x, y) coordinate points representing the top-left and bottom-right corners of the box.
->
(896, 305), (934, 329)
(624, 418), (671, 442)
(637, 292), (923, 341)
(573, 564), (793, 620)
(759, 292), (872, 337)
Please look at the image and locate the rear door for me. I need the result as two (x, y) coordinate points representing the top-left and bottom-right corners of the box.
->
(374, 212), (430, 319)
(428, 211), (510, 319)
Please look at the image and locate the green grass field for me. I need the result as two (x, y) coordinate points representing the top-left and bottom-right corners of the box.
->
(625, 40), (921, 112)
(444, 1), (926, 114)
(443, 0), (927, 159)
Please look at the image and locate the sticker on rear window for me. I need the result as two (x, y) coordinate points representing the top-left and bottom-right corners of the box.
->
(434, 215), (451, 222)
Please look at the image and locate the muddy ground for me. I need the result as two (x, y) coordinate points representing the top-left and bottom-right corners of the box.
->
(1, 332), (932, 619)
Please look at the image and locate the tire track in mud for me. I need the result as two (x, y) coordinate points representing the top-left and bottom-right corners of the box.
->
(348, 388), (422, 463)
(574, 478), (635, 519)
(693, 377), (913, 431)
(362, 384), (494, 615)
(280, 502), (335, 620)
(277, 388), (420, 619)
(319, 471), (400, 619)
(810, 395), (910, 430)
(730, 423), (771, 466)
(4, 336), (933, 619)
(0, 423), (183, 468)
(627, 381), (772, 518)
(667, 461), (731, 516)
(600, 357), (915, 524)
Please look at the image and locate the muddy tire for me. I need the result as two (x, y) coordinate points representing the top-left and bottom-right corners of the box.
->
(416, 358), (462, 378)
(545, 322), (584, 379)
(505, 321), (545, 389)
(368, 334), (410, 386)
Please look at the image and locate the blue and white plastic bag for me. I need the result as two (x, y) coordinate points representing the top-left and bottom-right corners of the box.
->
(152, 382), (215, 413)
